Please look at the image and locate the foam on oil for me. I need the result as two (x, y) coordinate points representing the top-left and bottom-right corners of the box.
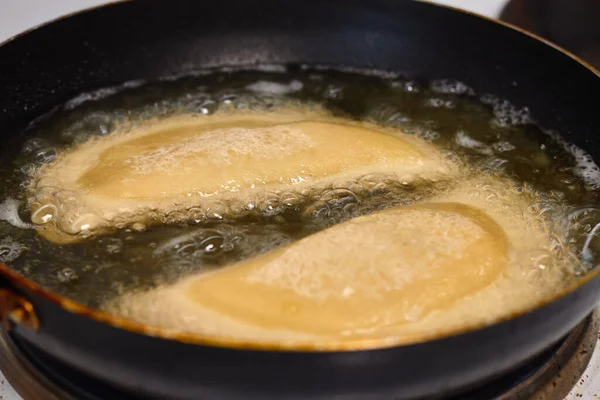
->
(0, 67), (597, 336)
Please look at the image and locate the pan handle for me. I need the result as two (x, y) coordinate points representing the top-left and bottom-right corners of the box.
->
(0, 271), (40, 331)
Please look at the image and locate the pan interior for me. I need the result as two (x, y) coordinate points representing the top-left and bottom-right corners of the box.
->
(1, 66), (599, 343)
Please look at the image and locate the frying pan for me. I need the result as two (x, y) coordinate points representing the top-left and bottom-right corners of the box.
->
(0, 0), (599, 399)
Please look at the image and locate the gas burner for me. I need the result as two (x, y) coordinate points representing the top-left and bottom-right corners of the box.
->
(0, 311), (598, 400)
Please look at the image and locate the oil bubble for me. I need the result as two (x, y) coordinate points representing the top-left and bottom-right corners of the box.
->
(492, 141), (516, 153)
(0, 199), (33, 229)
(324, 85), (343, 99)
(57, 268), (79, 283)
(430, 79), (474, 95)
(0, 237), (24, 263)
(106, 239), (123, 254)
(188, 97), (218, 115)
(62, 112), (116, 144)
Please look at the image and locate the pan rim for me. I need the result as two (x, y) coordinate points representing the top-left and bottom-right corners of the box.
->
(2, 261), (600, 352)
(1, 0), (599, 352)
(1, 0), (597, 78)
(0, 0), (132, 50)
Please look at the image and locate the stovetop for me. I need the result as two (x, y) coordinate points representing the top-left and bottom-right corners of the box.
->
(2, 0), (600, 399)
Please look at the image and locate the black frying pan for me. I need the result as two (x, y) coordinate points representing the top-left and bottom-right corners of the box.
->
(0, 1), (599, 399)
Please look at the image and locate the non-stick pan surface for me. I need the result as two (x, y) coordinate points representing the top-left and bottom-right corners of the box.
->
(0, 1), (599, 399)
